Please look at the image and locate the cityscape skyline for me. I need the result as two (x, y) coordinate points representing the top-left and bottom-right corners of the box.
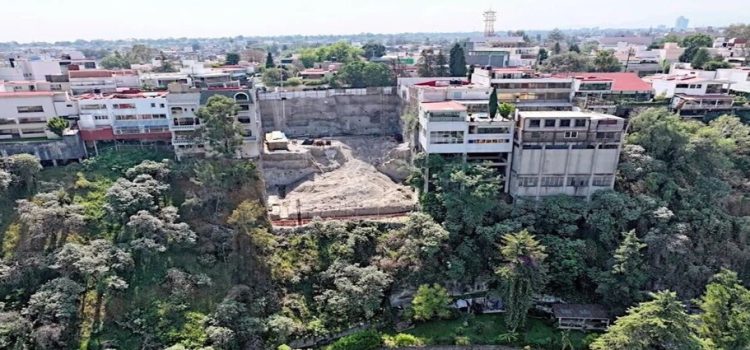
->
(2, 0), (750, 43)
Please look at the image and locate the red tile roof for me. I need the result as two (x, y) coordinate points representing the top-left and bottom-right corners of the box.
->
(558, 72), (652, 92)
(420, 101), (467, 112)
(0, 91), (55, 98)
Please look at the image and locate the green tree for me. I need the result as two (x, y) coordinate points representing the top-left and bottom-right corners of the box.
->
(496, 230), (547, 331)
(498, 102), (515, 118)
(435, 51), (448, 77)
(548, 28), (565, 42)
(298, 48), (318, 68)
(225, 52), (240, 65)
(262, 68), (282, 86)
(725, 24), (750, 41)
(553, 42), (562, 54)
(152, 51), (177, 73)
(541, 52), (593, 73)
(489, 87), (498, 119)
(594, 50), (622, 72)
(537, 48), (549, 64)
(418, 50), (435, 77)
(362, 42), (386, 59)
(690, 48), (711, 69)
(681, 33), (713, 48)
(697, 269), (750, 350)
(569, 43), (581, 53)
(6, 154), (42, 193)
(704, 60), (731, 71)
(449, 43), (467, 77)
(596, 230), (648, 313)
(195, 95), (243, 158)
(325, 330), (382, 350)
(265, 51), (275, 68)
(411, 284), (452, 321)
(591, 291), (701, 350)
(338, 61), (392, 88)
(46, 117), (69, 137)
(100, 51), (131, 69)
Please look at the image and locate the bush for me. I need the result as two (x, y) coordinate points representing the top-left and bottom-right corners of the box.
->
(303, 79), (326, 86)
(454, 336), (471, 346)
(383, 333), (424, 348)
(286, 77), (303, 87)
(325, 330), (382, 350)
(278, 345), (292, 350)
(47, 117), (69, 136)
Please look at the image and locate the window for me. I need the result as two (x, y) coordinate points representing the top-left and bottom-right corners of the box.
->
(592, 176), (613, 187)
(150, 103), (156, 108)
(563, 131), (579, 138)
(430, 131), (464, 144)
(559, 119), (571, 127)
(528, 119), (541, 128)
(600, 144), (619, 149)
(596, 132), (616, 139)
(17, 106), (44, 113)
(518, 177), (538, 187)
(113, 103), (136, 109)
(541, 176), (564, 187)
(160, 103), (165, 108)
(522, 144), (543, 149)
(468, 139), (508, 144)
(676, 84), (689, 88)
(476, 127), (509, 134)
(544, 119), (556, 127)
(115, 115), (138, 120)
(94, 115), (109, 120)
(567, 176), (589, 187)
(574, 119), (586, 127)
(81, 104), (106, 110)
(115, 126), (141, 134)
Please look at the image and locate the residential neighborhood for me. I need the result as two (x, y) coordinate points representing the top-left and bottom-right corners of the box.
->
(1, 1), (750, 350)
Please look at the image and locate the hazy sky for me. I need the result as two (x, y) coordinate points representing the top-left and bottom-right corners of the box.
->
(3, 0), (749, 42)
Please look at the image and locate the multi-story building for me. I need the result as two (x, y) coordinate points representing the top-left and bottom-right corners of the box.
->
(0, 91), (76, 140)
(69, 70), (140, 95)
(558, 72), (654, 115)
(166, 84), (202, 158)
(464, 37), (540, 68)
(471, 67), (575, 111)
(416, 100), (514, 189)
(76, 91), (172, 152)
(140, 72), (192, 90)
(509, 111), (626, 200)
(198, 88), (261, 158)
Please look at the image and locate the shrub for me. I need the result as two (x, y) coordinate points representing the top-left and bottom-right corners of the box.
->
(286, 77), (303, 87)
(325, 330), (382, 350)
(278, 345), (292, 350)
(454, 336), (471, 346)
(47, 117), (69, 136)
(382, 333), (424, 348)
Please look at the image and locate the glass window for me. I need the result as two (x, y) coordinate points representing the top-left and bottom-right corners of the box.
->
(429, 131), (464, 144)
(528, 119), (541, 128)
(544, 119), (556, 127)
(559, 119), (571, 127)
(567, 176), (589, 187)
(592, 176), (613, 187)
(563, 131), (579, 138)
(541, 176), (564, 187)
(518, 177), (538, 187)
(574, 119), (586, 127)
(17, 106), (44, 113)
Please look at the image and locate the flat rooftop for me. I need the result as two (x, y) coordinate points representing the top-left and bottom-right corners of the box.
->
(420, 101), (467, 112)
(519, 111), (622, 120)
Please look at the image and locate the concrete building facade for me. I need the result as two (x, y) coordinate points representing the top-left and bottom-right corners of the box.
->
(509, 111), (626, 200)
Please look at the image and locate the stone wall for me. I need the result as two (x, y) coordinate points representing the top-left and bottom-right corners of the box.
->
(258, 88), (401, 138)
(0, 133), (86, 163)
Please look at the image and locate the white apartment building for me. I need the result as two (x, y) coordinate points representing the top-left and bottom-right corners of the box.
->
(77, 91), (172, 151)
(0, 91), (77, 140)
(68, 70), (140, 95)
(646, 74), (726, 97)
(417, 101), (514, 189)
(509, 111), (626, 200)
(471, 67), (575, 111)
(140, 72), (192, 90)
(166, 84), (202, 159)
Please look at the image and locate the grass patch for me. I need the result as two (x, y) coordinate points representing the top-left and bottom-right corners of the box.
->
(394, 314), (591, 349)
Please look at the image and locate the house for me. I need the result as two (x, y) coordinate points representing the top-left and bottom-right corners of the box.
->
(140, 72), (192, 90)
(298, 68), (333, 81)
(0, 91), (75, 141)
(68, 69), (140, 95)
(509, 111), (626, 200)
(552, 304), (610, 331)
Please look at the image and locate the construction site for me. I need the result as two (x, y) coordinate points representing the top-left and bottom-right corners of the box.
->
(262, 134), (416, 225)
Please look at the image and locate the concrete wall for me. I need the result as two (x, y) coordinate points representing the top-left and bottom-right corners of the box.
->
(258, 88), (401, 138)
(0, 133), (86, 162)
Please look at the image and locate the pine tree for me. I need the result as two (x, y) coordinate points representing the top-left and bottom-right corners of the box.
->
(596, 230), (648, 313)
(553, 42), (562, 55)
(449, 44), (467, 77)
(265, 52), (275, 68)
(418, 50), (435, 77)
(697, 269), (750, 349)
(489, 87), (498, 119)
(435, 51), (448, 77)
(496, 230), (547, 331)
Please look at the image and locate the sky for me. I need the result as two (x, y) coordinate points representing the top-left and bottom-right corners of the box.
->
(3, 0), (750, 43)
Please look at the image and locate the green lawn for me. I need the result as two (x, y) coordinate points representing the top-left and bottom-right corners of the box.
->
(393, 314), (594, 349)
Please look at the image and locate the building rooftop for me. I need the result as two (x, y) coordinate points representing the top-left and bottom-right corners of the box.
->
(674, 93), (734, 100)
(552, 304), (609, 320)
(0, 91), (56, 98)
(420, 101), (468, 112)
(69, 70), (136, 78)
(519, 111), (622, 120)
(76, 91), (168, 100)
(559, 72), (653, 92)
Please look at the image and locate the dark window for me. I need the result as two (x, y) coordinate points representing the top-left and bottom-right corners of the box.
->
(574, 119), (586, 127)
(529, 119), (541, 128)
(544, 119), (556, 127)
(559, 119), (571, 127)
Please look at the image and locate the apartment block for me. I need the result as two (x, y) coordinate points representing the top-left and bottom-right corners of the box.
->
(559, 73), (653, 115)
(416, 101), (514, 189)
(0, 91), (77, 140)
(69, 70), (140, 95)
(509, 111), (626, 200)
(77, 91), (172, 152)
